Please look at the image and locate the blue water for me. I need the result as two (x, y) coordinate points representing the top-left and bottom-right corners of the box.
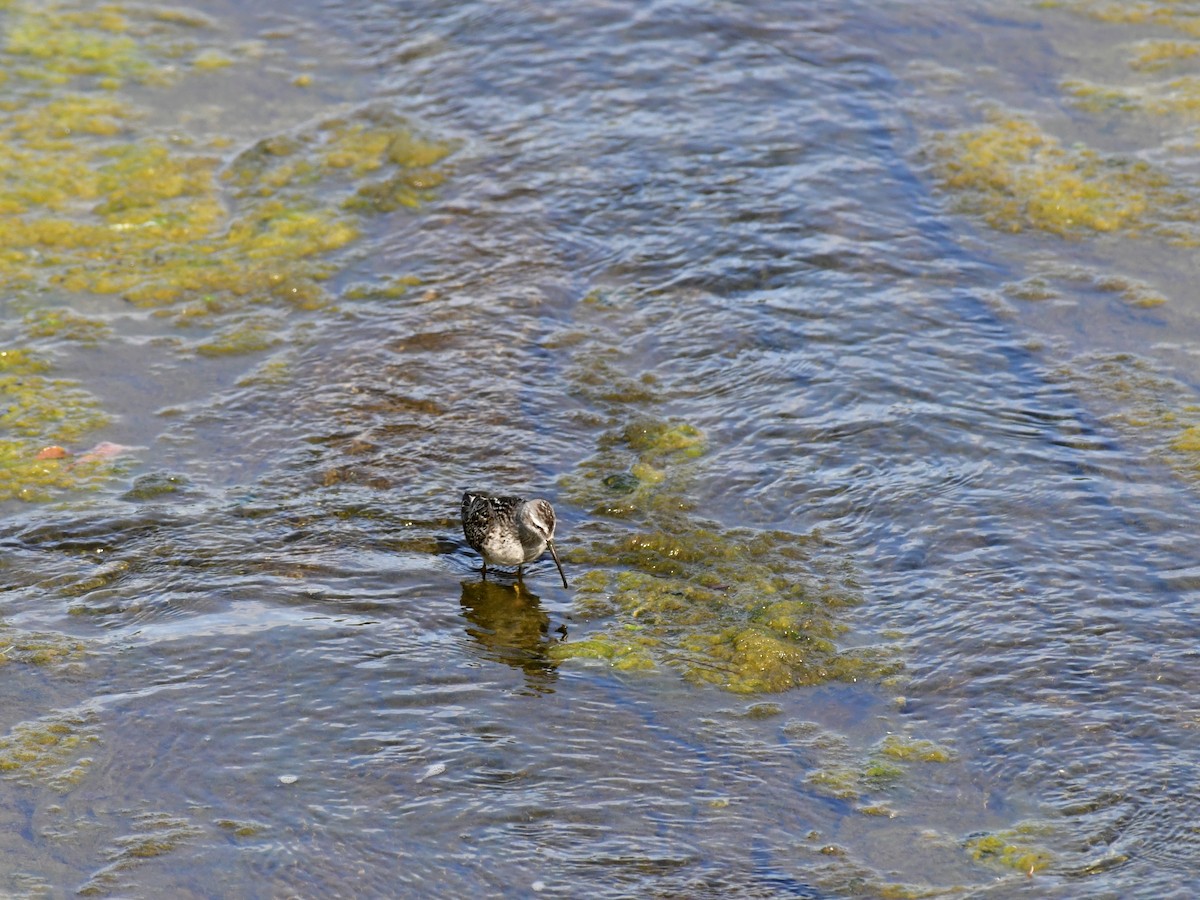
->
(1, 0), (1199, 896)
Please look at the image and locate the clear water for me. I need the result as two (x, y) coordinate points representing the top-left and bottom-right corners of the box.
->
(3, 0), (1200, 896)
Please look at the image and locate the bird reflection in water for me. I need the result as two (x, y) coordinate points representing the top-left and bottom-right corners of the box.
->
(459, 580), (565, 694)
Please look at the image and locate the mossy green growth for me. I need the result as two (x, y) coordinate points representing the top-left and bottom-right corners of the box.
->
(562, 415), (706, 519)
(0, 1), (455, 338)
(1046, 0), (1200, 37)
(0, 623), (86, 667)
(343, 274), (425, 301)
(744, 701), (784, 719)
(1129, 39), (1200, 71)
(193, 318), (282, 357)
(795, 724), (954, 801)
(214, 818), (268, 838)
(549, 634), (658, 671)
(622, 419), (706, 461)
(4, 4), (152, 87)
(23, 308), (111, 343)
(1066, 354), (1200, 490)
(806, 765), (861, 799)
(121, 471), (188, 501)
(556, 415), (900, 693)
(1065, 75), (1200, 119)
(876, 733), (955, 763)
(964, 824), (1055, 874)
(0, 347), (114, 501)
(928, 114), (1197, 240)
(0, 706), (98, 791)
(1002, 264), (1169, 308)
(78, 811), (204, 895)
(861, 760), (906, 788)
(191, 48), (233, 71)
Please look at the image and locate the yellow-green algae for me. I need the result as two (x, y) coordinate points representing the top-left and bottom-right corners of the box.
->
(77, 810), (203, 896)
(1063, 353), (1200, 490)
(214, 817), (268, 838)
(0, 347), (114, 501)
(964, 822), (1055, 874)
(553, 400), (900, 692)
(1001, 264), (1168, 308)
(788, 722), (955, 803)
(1044, 3), (1200, 139)
(0, 0), (454, 501)
(1128, 39), (1200, 71)
(0, 623), (86, 667)
(1044, 0), (1200, 37)
(0, 0), (454, 330)
(0, 706), (99, 791)
(23, 308), (112, 343)
(876, 733), (955, 763)
(121, 471), (188, 501)
(193, 316), (283, 357)
(928, 113), (1199, 240)
(1065, 74), (1200, 118)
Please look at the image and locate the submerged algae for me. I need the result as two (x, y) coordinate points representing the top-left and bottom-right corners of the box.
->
(1001, 264), (1168, 309)
(554, 405), (900, 692)
(77, 810), (204, 896)
(1063, 353), (1200, 490)
(0, 1), (455, 328)
(789, 722), (956, 804)
(0, 623), (86, 668)
(1128, 40), (1200, 72)
(0, 348), (114, 501)
(0, 706), (99, 791)
(1065, 74), (1200, 120)
(928, 114), (1197, 240)
(964, 823), (1055, 874)
(1046, 0), (1200, 37)
(23, 308), (112, 343)
(0, 0), (454, 502)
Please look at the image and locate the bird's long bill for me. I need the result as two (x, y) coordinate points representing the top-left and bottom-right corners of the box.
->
(548, 541), (569, 589)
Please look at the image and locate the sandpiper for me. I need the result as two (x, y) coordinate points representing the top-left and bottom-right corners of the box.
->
(461, 491), (569, 588)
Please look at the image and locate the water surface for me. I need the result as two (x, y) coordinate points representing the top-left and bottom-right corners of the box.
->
(2, 1), (1200, 896)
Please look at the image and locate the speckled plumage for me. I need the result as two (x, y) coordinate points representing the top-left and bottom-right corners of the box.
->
(461, 491), (568, 588)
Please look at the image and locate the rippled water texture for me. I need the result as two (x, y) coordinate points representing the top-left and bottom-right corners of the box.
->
(3, 0), (1200, 896)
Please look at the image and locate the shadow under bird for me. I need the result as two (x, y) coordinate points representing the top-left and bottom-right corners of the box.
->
(461, 491), (569, 588)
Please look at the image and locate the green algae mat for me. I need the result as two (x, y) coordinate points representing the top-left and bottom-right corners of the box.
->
(0, 0), (454, 502)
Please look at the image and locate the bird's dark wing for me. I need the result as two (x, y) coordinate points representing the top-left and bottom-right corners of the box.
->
(461, 492), (523, 551)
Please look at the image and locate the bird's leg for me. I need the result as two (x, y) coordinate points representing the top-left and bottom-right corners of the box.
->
(482, 561), (488, 581)
(517, 565), (524, 580)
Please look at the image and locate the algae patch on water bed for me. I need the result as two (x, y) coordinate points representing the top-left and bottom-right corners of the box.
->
(1128, 39), (1200, 71)
(1064, 75), (1200, 119)
(553, 413), (901, 693)
(927, 114), (1199, 241)
(1061, 353), (1200, 491)
(964, 823), (1056, 875)
(1043, 4), (1200, 145)
(0, 348), (115, 501)
(0, 705), (99, 792)
(786, 721), (955, 806)
(1044, 0), (1200, 36)
(0, 102), (453, 326)
(0, 1), (454, 500)
(0, 622), (86, 668)
(76, 810), (204, 896)
(999, 263), (1168, 309)
(0, 1), (455, 331)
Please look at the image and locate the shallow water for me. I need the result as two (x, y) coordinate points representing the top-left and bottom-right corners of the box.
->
(3, 0), (1200, 896)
